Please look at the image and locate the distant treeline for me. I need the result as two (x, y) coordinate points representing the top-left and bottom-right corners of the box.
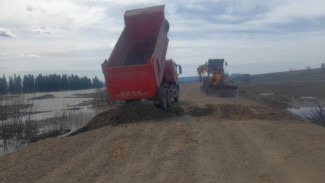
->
(0, 74), (103, 94)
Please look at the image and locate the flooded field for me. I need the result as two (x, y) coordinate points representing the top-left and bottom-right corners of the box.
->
(0, 88), (109, 155)
(239, 82), (325, 128)
(288, 107), (319, 118)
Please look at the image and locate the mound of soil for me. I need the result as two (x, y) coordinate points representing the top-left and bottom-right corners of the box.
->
(71, 102), (297, 137)
(29, 94), (56, 100)
(89, 100), (179, 130)
(188, 105), (214, 117)
(31, 129), (71, 143)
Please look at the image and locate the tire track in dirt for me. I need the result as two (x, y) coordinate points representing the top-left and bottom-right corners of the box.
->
(237, 120), (325, 183)
(191, 120), (274, 183)
(91, 120), (198, 183)
(35, 126), (129, 182)
(191, 117), (325, 183)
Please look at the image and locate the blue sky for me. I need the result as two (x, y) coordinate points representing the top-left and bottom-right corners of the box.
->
(0, 0), (324, 79)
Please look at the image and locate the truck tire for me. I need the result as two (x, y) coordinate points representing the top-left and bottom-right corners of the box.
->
(167, 89), (172, 108)
(174, 86), (179, 102)
(205, 85), (209, 96)
(159, 88), (167, 110)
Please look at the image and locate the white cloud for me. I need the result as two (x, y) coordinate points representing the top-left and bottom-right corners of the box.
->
(246, 0), (325, 24)
(0, 0), (324, 77)
(33, 26), (53, 35)
(0, 28), (16, 37)
(167, 31), (325, 74)
(215, 14), (244, 21)
(109, 42), (116, 49)
(0, 0), (107, 29)
(183, 3), (209, 12)
(15, 53), (41, 59)
(28, 55), (41, 59)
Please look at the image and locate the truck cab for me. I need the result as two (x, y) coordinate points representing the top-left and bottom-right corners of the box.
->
(208, 59), (225, 72)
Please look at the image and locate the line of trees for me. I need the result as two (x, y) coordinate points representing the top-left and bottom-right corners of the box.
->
(0, 74), (103, 94)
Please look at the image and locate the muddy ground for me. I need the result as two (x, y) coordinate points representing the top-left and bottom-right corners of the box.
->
(1, 82), (325, 183)
(239, 80), (325, 109)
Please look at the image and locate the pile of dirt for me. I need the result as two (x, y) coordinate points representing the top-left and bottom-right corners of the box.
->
(188, 105), (214, 117)
(189, 104), (298, 121)
(70, 101), (297, 136)
(31, 129), (70, 143)
(28, 94), (56, 100)
(84, 100), (179, 131)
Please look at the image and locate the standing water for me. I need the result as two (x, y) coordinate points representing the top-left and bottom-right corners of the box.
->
(0, 88), (108, 155)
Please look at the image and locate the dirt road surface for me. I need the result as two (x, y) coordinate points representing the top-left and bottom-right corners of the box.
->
(1, 82), (325, 183)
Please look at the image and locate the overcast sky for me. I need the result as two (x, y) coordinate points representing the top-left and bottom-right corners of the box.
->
(0, 0), (324, 79)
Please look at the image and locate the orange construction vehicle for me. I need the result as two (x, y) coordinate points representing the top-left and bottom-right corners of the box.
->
(197, 59), (238, 97)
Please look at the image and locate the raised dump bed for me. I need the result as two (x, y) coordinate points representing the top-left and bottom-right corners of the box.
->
(102, 5), (181, 110)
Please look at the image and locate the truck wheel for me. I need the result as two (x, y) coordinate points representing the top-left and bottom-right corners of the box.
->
(167, 89), (172, 108)
(174, 87), (179, 102)
(159, 89), (167, 110)
(205, 85), (209, 96)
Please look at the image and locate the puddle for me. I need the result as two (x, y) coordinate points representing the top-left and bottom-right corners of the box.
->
(259, 93), (274, 96)
(287, 107), (319, 118)
(300, 96), (317, 99)
(288, 97), (324, 119)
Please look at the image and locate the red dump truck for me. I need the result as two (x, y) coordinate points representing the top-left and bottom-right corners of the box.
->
(101, 5), (182, 110)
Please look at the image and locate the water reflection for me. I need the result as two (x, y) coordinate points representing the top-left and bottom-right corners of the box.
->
(0, 88), (108, 155)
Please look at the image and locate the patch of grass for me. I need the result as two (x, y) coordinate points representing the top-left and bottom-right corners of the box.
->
(305, 102), (325, 127)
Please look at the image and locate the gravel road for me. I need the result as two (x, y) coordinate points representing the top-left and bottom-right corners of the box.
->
(1, 82), (325, 183)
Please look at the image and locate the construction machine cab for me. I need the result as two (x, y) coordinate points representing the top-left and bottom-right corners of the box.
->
(208, 59), (225, 72)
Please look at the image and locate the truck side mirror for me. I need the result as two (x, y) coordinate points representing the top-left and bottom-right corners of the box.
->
(225, 62), (228, 66)
(179, 65), (182, 75)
